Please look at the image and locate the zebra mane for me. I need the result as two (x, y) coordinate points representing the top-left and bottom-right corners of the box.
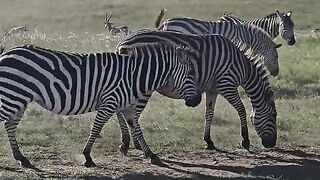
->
(252, 56), (271, 86)
(122, 42), (196, 58)
(19, 44), (88, 57)
(220, 12), (279, 22)
(263, 12), (278, 19)
(219, 13), (244, 24)
(0, 42), (5, 55)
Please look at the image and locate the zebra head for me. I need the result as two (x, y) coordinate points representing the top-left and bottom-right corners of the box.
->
(275, 10), (295, 46)
(263, 43), (282, 76)
(250, 88), (277, 148)
(168, 45), (202, 107)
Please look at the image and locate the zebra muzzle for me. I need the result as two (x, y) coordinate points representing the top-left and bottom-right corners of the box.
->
(287, 38), (296, 46)
(261, 134), (276, 148)
(270, 67), (279, 77)
(185, 93), (201, 107)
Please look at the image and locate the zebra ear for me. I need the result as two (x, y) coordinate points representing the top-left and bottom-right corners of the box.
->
(124, 47), (136, 57)
(177, 45), (196, 58)
(275, 44), (282, 49)
(286, 11), (292, 17)
(176, 46), (189, 63)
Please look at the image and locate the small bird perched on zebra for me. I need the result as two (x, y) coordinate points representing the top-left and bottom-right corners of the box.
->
(0, 43), (201, 167)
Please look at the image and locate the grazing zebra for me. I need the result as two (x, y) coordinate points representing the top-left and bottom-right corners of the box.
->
(225, 10), (296, 45)
(155, 10), (282, 76)
(0, 43), (201, 167)
(115, 31), (277, 157)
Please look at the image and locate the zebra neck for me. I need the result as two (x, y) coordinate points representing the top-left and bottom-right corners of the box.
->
(210, 21), (252, 55)
(209, 21), (236, 36)
(246, 16), (280, 39)
(241, 62), (270, 111)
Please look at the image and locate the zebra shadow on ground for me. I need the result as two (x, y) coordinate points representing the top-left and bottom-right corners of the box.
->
(162, 147), (320, 180)
(0, 147), (319, 179)
(0, 165), (253, 180)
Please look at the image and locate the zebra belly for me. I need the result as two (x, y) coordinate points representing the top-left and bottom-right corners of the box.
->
(35, 98), (98, 116)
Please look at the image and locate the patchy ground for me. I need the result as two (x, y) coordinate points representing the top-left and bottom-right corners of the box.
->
(0, 146), (319, 180)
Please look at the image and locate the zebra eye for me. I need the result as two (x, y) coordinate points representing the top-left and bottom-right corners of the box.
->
(189, 66), (196, 76)
(183, 53), (188, 61)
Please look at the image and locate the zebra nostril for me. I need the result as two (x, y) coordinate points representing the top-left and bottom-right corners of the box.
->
(287, 38), (296, 46)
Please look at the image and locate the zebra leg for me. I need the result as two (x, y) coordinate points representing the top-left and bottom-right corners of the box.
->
(117, 93), (152, 154)
(218, 89), (250, 150)
(132, 111), (163, 166)
(117, 107), (143, 155)
(127, 93), (152, 151)
(203, 91), (218, 150)
(4, 108), (32, 167)
(117, 112), (131, 155)
(126, 116), (143, 151)
(83, 107), (114, 167)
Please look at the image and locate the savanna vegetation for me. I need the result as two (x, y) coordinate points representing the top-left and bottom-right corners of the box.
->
(0, 0), (319, 179)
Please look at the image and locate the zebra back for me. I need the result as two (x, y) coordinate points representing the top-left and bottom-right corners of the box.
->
(160, 14), (281, 76)
(117, 31), (250, 92)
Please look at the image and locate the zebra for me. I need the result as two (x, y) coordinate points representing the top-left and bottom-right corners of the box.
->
(115, 31), (277, 157)
(0, 43), (201, 167)
(226, 10), (296, 45)
(154, 10), (282, 76)
(156, 9), (295, 45)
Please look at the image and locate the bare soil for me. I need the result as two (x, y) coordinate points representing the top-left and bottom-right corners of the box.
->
(0, 146), (319, 180)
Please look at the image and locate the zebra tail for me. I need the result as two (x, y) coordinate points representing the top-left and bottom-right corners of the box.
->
(155, 9), (167, 28)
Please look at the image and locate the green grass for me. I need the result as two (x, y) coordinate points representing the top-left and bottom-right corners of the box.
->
(1, 0), (320, 34)
(0, 0), (319, 179)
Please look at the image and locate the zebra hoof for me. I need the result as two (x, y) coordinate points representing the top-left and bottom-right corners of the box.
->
(20, 158), (33, 168)
(205, 143), (216, 150)
(150, 156), (166, 167)
(84, 160), (96, 167)
(241, 140), (250, 150)
(119, 144), (129, 156)
(14, 154), (32, 168)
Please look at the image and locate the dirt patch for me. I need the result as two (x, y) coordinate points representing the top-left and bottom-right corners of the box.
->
(0, 146), (319, 179)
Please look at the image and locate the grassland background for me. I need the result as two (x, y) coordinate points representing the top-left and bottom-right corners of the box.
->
(0, 0), (319, 179)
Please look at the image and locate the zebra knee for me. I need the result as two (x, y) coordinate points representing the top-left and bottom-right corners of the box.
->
(127, 119), (134, 128)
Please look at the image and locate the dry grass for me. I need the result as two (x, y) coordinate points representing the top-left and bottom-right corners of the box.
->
(0, 0), (319, 179)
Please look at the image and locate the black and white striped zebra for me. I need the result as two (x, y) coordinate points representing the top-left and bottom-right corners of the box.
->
(116, 31), (277, 157)
(155, 10), (282, 76)
(0, 43), (201, 167)
(233, 10), (295, 45)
